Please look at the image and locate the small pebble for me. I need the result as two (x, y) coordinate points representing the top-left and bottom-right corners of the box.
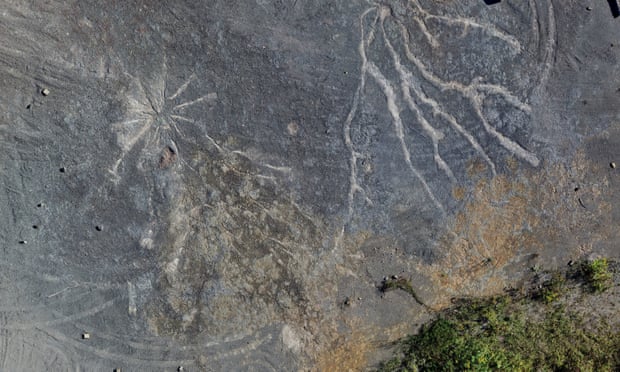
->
(18, 240), (27, 244)
(41, 88), (50, 96)
(610, 162), (616, 169)
(113, 369), (122, 372)
(357, 297), (362, 301)
(82, 332), (90, 339)
(392, 275), (398, 279)
(178, 367), (184, 372)
(586, 6), (592, 11)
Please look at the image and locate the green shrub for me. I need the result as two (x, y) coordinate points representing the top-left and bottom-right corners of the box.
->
(378, 296), (620, 372)
(582, 258), (613, 293)
(531, 272), (566, 304)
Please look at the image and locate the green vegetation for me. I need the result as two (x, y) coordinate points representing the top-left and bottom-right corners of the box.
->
(581, 258), (613, 293)
(378, 259), (619, 372)
(532, 271), (565, 304)
(378, 297), (619, 371)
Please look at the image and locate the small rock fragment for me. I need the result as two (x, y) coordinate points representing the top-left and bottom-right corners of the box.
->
(18, 240), (27, 244)
(82, 332), (90, 339)
(586, 6), (592, 11)
(41, 88), (50, 96)
(610, 162), (616, 169)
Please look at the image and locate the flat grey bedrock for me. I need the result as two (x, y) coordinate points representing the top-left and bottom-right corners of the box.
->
(1, 1), (619, 370)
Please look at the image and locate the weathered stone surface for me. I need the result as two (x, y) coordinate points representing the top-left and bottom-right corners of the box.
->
(1, 0), (619, 370)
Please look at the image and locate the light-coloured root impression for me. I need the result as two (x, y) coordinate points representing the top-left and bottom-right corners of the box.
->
(396, 17), (539, 167)
(409, 0), (522, 52)
(366, 61), (445, 212)
(341, 1), (545, 231)
(379, 9), (455, 182)
(108, 67), (221, 182)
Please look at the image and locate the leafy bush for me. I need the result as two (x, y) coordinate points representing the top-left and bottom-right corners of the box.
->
(582, 258), (613, 293)
(530, 271), (566, 304)
(378, 296), (619, 372)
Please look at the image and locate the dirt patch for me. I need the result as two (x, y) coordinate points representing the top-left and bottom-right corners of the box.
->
(315, 327), (376, 372)
(145, 144), (340, 364)
(416, 150), (617, 308)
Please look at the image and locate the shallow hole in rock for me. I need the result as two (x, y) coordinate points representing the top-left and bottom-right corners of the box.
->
(159, 146), (177, 169)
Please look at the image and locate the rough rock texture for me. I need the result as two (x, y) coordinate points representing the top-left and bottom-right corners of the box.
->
(1, 0), (619, 370)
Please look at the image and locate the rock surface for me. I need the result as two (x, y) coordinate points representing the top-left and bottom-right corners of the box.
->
(1, 0), (619, 370)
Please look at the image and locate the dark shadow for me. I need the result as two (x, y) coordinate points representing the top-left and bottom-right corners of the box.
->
(484, 0), (501, 4)
(608, 0), (620, 18)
